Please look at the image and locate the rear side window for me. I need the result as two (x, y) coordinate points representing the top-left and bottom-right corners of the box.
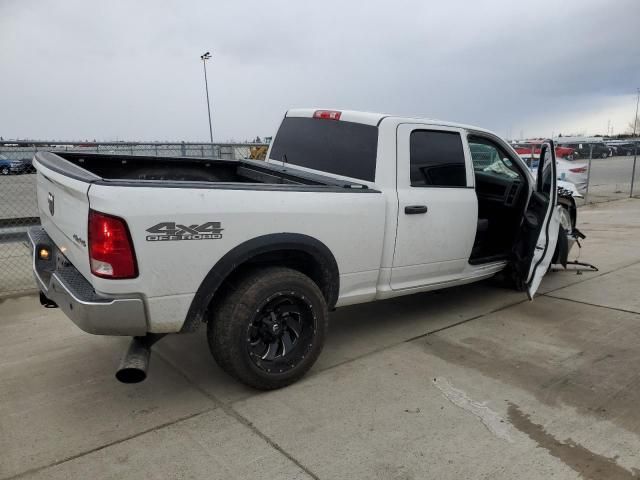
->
(269, 117), (378, 182)
(410, 130), (466, 187)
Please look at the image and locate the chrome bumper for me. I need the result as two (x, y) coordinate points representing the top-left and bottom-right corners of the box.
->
(28, 227), (148, 336)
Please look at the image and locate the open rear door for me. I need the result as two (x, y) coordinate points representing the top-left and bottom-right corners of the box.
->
(513, 140), (561, 299)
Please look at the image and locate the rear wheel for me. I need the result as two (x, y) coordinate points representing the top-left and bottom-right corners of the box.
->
(207, 266), (328, 390)
(1, 167), (8, 175)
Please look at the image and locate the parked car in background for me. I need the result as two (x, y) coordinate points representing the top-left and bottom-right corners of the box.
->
(0, 154), (10, 175)
(0, 153), (27, 174)
(520, 154), (588, 193)
(609, 143), (638, 157)
(20, 157), (36, 174)
(560, 142), (611, 159)
(513, 142), (576, 160)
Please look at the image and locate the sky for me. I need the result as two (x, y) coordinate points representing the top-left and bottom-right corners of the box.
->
(1, 0), (639, 142)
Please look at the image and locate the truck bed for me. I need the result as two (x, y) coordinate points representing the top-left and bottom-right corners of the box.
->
(36, 151), (372, 191)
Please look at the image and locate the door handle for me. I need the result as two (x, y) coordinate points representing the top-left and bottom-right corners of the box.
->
(404, 205), (428, 214)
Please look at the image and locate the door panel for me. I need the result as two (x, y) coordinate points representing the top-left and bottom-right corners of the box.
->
(513, 140), (560, 298)
(391, 124), (477, 290)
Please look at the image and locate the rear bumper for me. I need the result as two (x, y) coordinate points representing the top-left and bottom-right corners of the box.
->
(28, 227), (148, 336)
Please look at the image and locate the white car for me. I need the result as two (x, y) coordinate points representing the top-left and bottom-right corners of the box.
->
(520, 154), (588, 193)
(29, 109), (575, 389)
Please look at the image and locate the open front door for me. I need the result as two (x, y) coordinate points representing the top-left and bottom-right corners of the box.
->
(514, 140), (561, 299)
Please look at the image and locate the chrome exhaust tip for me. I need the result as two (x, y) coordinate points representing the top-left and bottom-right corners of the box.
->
(115, 334), (165, 384)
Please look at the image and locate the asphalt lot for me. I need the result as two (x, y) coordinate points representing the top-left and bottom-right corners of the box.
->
(585, 155), (640, 203)
(1, 198), (639, 479)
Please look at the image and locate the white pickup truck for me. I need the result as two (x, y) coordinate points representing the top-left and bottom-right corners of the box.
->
(29, 109), (581, 389)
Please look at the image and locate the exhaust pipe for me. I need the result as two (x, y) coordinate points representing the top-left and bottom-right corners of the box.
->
(39, 292), (58, 309)
(116, 334), (165, 384)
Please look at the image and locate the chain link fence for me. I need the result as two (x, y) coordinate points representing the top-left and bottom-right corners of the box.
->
(578, 141), (640, 205)
(0, 142), (268, 297)
(514, 139), (640, 205)
(1, 138), (639, 297)
(0, 159), (37, 296)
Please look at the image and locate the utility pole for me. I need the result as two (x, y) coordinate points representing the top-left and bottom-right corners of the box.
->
(631, 88), (639, 198)
(200, 51), (214, 145)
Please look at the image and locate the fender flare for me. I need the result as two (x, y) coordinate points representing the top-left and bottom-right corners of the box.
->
(180, 233), (339, 332)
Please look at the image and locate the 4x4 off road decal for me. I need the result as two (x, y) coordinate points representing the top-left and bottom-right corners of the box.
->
(146, 222), (223, 241)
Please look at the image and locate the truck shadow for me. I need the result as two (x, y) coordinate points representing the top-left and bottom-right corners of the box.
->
(157, 278), (524, 399)
(317, 278), (523, 370)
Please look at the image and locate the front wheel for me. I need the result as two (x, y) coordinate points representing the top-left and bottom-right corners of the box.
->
(0, 167), (8, 175)
(207, 266), (328, 390)
(551, 204), (574, 268)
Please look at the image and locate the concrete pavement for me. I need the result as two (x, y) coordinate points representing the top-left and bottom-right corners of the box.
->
(1, 198), (639, 479)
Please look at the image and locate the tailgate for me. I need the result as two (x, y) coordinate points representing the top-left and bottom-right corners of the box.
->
(35, 157), (93, 281)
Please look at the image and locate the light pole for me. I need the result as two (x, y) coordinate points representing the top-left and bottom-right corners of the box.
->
(630, 88), (639, 198)
(200, 51), (214, 145)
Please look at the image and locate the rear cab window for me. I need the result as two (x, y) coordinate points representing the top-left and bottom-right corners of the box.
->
(268, 116), (378, 182)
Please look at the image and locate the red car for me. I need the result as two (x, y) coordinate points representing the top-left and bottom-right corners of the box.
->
(513, 142), (575, 159)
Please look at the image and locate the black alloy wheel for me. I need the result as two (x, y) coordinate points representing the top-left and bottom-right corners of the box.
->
(246, 292), (316, 374)
(208, 266), (328, 390)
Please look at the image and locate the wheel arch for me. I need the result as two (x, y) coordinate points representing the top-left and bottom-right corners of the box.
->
(180, 233), (339, 333)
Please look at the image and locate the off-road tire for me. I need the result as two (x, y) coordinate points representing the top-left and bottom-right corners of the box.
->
(207, 266), (328, 390)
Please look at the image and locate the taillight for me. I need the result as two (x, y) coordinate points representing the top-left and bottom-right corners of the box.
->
(569, 166), (587, 173)
(313, 110), (341, 120)
(88, 210), (138, 279)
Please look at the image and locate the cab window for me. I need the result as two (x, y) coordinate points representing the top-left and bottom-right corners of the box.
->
(409, 130), (466, 187)
(468, 136), (519, 179)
